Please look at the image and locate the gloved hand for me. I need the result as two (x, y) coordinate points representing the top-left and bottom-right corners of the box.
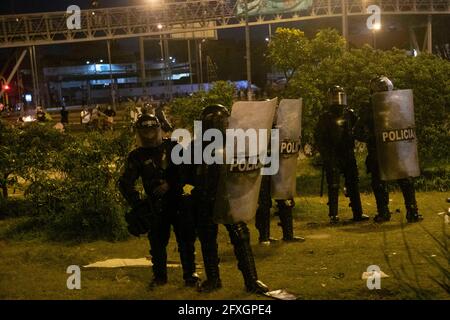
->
(125, 201), (152, 237)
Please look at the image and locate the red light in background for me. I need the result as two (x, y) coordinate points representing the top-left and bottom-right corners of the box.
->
(2, 84), (10, 90)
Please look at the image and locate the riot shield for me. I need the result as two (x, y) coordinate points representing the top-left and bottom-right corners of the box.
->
(372, 89), (420, 181)
(271, 99), (302, 199)
(213, 98), (278, 224)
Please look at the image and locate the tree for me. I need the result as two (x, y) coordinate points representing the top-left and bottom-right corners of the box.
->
(169, 81), (236, 131)
(266, 27), (449, 167)
(310, 28), (347, 62)
(0, 121), (67, 199)
(267, 28), (311, 86)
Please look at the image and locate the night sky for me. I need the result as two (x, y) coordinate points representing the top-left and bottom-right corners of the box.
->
(0, 0), (145, 15)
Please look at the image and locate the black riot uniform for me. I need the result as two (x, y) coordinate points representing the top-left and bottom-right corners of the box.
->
(255, 175), (305, 244)
(190, 104), (269, 294)
(354, 76), (423, 223)
(118, 114), (199, 287)
(314, 86), (369, 223)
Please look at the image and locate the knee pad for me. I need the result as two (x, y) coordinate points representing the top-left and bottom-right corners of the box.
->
(277, 199), (295, 209)
(227, 222), (250, 245)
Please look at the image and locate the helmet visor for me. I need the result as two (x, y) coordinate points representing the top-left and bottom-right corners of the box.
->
(328, 91), (347, 106)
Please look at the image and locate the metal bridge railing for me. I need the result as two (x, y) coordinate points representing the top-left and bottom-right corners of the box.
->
(0, 0), (448, 48)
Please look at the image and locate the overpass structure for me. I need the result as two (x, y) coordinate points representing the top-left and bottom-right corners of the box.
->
(0, 0), (448, 104)
(0, 0), (448, 49)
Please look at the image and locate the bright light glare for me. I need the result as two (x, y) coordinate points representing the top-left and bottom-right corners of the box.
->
(373, 23), (381, 30)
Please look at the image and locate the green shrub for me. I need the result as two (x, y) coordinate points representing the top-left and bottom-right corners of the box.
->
(0, 197), (34, 218)
(169, 81), (236, 131)
(19, 129), (133, 241)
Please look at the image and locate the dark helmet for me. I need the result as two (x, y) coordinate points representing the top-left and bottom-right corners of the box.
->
(201, 104), (230, 119)
(201, 104), (230, 132)
(135, 114), (162, 147)
(135, 113), (160, 129)
(327, 85), (347, 106)
(370, 76), (394, 93)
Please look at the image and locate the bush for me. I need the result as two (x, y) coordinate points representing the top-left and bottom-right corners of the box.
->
(169, 81), (236, 131)
(0, 197), (34, 219)
(16, 129), (133, 241)
(267, 29), (449, 171)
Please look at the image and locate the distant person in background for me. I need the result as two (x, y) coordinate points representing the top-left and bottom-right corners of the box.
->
(80, 106), (91, 130)
(103, 105), (116, 130)
(90, 105), (99, 130)
(36, 106), (47, 122)
(60, 106), (69, 127)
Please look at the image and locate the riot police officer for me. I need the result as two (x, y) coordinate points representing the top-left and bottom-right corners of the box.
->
(118, 114), (199, 288)
(314, 86), (369, 223)
(190, 104), (269, 294)
(256, 176), (304, 244)
(354, 76), (423, 223)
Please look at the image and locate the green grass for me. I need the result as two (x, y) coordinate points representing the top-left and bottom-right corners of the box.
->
(0, 191), (448, 300)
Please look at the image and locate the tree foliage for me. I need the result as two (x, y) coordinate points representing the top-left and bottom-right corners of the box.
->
(267, 28), (311, 85)
(168, 81), (236, 131)
(267, 27), (450, 168)
(0, 122), (134, 241)
(22, 130), (133, 241)
(0, 121), (67, 198)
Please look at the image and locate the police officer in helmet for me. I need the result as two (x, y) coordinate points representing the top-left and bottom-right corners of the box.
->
(118, 113), (199, 288)
(354, 76), (423, 223)
(190, 104), (269, 294)
(314, 86), (369, 223)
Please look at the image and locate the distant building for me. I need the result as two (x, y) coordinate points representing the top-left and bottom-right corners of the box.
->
(42, 60), (195, 106)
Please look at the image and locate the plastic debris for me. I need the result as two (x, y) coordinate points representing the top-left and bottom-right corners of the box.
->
(264, 289), (297, 300)
(361, 270), (389, 280)
(83, 258), (181, 268)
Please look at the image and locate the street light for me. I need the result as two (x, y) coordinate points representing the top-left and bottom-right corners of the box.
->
(1, 77), (10, 106)
(372, 23), (381, 49)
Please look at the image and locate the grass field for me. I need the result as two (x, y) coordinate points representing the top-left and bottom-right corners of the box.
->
(0, 191), (448, 300)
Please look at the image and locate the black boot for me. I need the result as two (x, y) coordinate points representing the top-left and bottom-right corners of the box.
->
(226, 223), (269, 294)
(255, 180), (278, 245)
(148, 243), (168, 288)
(198, 254), (222, 292)
(198, 225), (222, 292)
(178, 242), (200, 287)
(348, 195), (369, 221)
(371, 170), (391, 223)
(329, 199), (340, 224)
(277, 200), (305, 242)
(149, 262), (168, 288)
(373, 203), (391, 223)
(399, 179), (423, 223)
(325, 167), (341, 224)
(373, 213), (391, 223)
(149, 258), (168, 288)
(406, 205), (423, 223)
(343, 162), (369, 222)
(255, 207), (278, 244)
(373, 198), (391, 223)
(372, 189), (390, 223)
(149, 276), (167, 288)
